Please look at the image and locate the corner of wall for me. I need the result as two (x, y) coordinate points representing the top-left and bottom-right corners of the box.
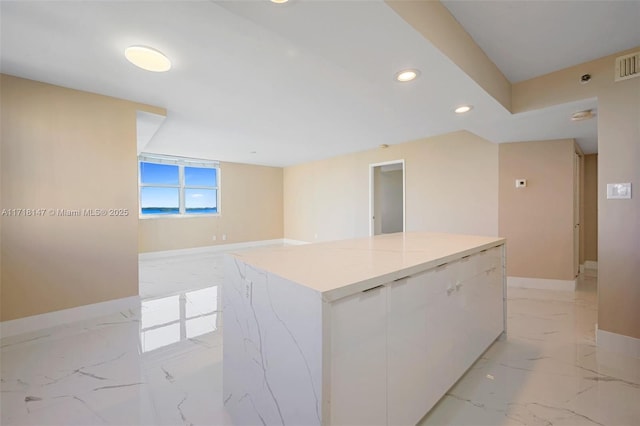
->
(1, 75), (153, 321)
(499, 139), (576, 281)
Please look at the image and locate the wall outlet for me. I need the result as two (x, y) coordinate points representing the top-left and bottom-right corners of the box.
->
(222, 234), (227, 241)
(314, 233), (318, 239)
(212, 235), (217, 241)
(515, 179), (527, 188)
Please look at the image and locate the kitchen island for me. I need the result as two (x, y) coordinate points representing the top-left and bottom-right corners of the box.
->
(223, 232), (505, 425)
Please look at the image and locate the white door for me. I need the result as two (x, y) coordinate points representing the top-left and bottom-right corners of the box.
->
(370, 160), (405, 236)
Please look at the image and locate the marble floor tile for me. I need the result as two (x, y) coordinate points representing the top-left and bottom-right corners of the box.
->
(1, 286), (230, 426)
(2, 252), (638, 426)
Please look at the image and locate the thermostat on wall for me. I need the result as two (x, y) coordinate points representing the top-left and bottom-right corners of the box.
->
(515, 179), (527, 188)
(607, 183), (632, 199)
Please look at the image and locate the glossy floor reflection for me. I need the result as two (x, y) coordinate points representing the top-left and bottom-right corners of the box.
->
(1, 286), (227, 426)
(2, 260), (639, 425)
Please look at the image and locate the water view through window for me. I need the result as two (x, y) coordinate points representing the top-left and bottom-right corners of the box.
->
(140, 160), (218, 215)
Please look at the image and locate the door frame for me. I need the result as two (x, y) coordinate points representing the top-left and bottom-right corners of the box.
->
(573, 151), (582, 277)
(369, 159), (406, 236)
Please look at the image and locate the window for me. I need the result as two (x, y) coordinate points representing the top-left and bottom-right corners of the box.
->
(139, 154), (219, 216)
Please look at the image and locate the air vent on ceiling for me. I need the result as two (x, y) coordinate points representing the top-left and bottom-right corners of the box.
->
(614, 52), (640, 82)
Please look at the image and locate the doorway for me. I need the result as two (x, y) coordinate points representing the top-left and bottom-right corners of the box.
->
(574, 152), (582, 277)
(369, 160), (405, 236)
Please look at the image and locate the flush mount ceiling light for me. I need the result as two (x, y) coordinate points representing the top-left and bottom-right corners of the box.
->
(395, 69), (420, 82)
(571, 109), (594, 121)
(270, 0), (289, 3)
(454, 105), (473, 114)
(125, 45), (171, 72)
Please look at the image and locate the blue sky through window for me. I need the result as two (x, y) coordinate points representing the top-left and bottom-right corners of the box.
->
(140, 162), (179, 185)
(185, 167), (217, 187)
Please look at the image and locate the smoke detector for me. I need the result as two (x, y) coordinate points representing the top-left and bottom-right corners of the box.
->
(571, 109), (594, 121)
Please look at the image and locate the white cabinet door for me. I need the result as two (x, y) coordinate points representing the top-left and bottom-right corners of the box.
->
(455, 247), (505, 371)
(483, 246), (505, 339)
(387, 263), (457, 425)
(448, 257), (476, 376)
(387, 272), (429, 426)
(469, 247), (504, 350)
(422, 263), (459, 413)
(330, 285), (387, 426)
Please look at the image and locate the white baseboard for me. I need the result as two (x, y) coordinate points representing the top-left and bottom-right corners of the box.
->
(507, 276), (576, 291)
(1, 295), (140, 339)
(584, 260), (598, 270)
(282, 238), (311, 245)
(597, 328), (640, 358)
(139, 238), (293, 260)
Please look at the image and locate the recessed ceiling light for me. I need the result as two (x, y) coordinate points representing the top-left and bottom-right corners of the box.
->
(270, 0), (289, 3)
(455, 105), (473, 114)
(395, 69), (420, 82)
(125, 45), (171, 72)
(571, 109), (594, 121)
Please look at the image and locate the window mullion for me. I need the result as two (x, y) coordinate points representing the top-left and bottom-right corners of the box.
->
(183, 185), (217, 190)
(179, 165), (186, 214)
(138, 161), (142, 216)
(139, 183), (180, 188)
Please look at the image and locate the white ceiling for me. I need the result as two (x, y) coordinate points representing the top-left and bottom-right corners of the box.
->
(1, 1), (635, 166)
(442, 0), (640, 83)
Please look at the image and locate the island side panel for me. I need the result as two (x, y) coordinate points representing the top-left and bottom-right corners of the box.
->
(223, 255), (324, 426)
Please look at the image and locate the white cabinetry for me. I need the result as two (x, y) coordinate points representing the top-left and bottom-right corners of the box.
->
(224, 233), (505, 426)
(387, 264), (456, 426)
(338, 247), (505, 426)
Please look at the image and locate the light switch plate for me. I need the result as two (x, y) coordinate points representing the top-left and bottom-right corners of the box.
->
(607, 183), (632, 199)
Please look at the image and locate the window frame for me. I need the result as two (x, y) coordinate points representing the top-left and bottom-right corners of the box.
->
(138, 154), (220, 218)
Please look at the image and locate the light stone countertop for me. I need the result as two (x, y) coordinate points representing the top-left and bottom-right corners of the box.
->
(230, 232), (505, 302)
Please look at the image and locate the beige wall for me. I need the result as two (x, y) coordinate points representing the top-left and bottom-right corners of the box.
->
(513, 47), (640, 339)
(284, 131), (498, 242)
(499, 140), (576, 281)
(139, 162), (283, 252)
(0, 74), (164, 321)
(583, 154), (598, 262)
(596, 74), (639, 339)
